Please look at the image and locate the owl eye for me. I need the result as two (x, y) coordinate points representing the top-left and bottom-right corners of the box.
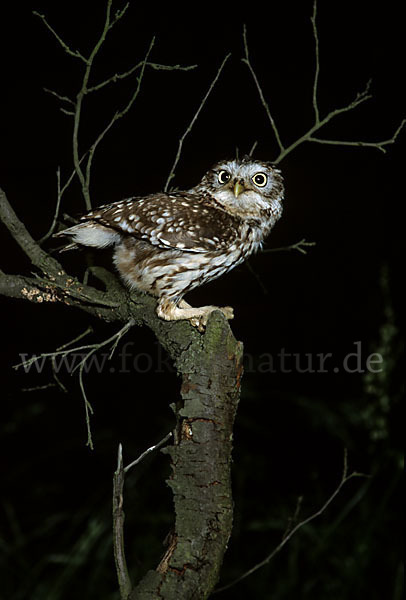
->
(252, 172), (268, 187)
(218, 170), (231, 185)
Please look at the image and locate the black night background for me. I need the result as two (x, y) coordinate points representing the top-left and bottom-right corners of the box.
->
(0, 2), (403, 599)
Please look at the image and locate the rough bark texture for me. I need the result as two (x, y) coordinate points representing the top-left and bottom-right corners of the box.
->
(0, 187), (243, 599)
(132, 313), (243, 599)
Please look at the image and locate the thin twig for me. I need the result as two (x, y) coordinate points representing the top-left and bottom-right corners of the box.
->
(113, 433), (173, 598)
(39, 152), (90, 244)
(113, 444), (132, 600)
(311, 0), (320, 123)
(164, 53), (231, 191)
(84, 37), (155, 199)
(242, 25), (284, 154)
(263, 238), (316, 255)
(38, 167), (63, 244)
(33, 11), (88, 62)
(88, 60), (197, 94)
(214, 450), (368, 594)
(243, 2), (405, 165)
(124, 431), (173, 473)
(72, 0), (118, 209)
(272, 80), (373, 164)
(308, 119), (406, 153)
(43, 87), (75, 106)
(51, 326), (94, 393)
(245, 261), (269, 296)
(14, 320), (135, 448)
(37, 2), (198, 213)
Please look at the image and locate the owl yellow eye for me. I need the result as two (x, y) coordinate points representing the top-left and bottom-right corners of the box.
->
(218, 170), (231, 185)
(252, 172), (268, 187)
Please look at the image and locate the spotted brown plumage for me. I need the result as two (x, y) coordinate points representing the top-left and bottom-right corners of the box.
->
(55, 157), (284, 330)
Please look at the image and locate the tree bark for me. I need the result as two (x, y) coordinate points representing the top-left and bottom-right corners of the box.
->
(0, 187), (243, 599)
(132, 312), (243, 599)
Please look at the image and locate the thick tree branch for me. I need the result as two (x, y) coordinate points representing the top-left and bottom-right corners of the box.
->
(131, 313), (243, 599)
(0, 187), (63, 275)
(0, 187), (129, 314)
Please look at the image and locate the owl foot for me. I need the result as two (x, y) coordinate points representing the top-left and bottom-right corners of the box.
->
(157, 299), (234, 332)
(188, 305), (234, 332)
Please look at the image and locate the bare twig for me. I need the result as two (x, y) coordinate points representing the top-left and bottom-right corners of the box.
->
(87, 59), (197, 94)
(214, 450), (368, 594)
(43, 87), (75, 107)
(71, 0), (121, 209)
(113, 433), (173, 598)
(36, 3), (197, 213)
(52, 326), (94, 393)
(39, 153), (88, 244)
(246, 239), (316, 294)
(243, 3), (405, 164)
(307, 119), (406, 154)
(38, 167), (64, 244)
(113, 444), (132, 600)
(124, 431), (173, 473)
(14, 320), (135, 448)
(164, 53), (231, 191)
(245, 261), (269, 296)
(263, 238), (316, 255)
(311, 0), (321, 123)
(33, 11), (87, 62)
(242, 25), (284, 154)
(84, 37), (155, 201)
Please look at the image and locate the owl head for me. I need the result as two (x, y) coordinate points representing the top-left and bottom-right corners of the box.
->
(192, 156), (284, 218)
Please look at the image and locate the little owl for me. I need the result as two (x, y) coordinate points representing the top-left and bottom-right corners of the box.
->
(56, 157), (284, 330)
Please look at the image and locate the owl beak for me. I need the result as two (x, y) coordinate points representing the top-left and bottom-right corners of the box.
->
(233, 181), (245, 198)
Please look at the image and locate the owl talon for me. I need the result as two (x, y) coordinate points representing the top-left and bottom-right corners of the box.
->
(189, 306), (234, 331)
(157, 299), (234, 331)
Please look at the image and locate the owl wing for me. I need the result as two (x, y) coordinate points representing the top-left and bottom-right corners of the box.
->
(82, 192), (241, 253)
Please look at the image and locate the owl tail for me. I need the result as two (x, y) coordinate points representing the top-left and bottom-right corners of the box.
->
(54, 222), (121, 251)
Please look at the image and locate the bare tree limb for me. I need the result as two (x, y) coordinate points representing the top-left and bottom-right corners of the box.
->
(36, 2), (198, 213)
(0, 187), (127, 311)
(71, 0), (127, 209)
(243, 2), (405, 164)
(0, 187), (63, 276)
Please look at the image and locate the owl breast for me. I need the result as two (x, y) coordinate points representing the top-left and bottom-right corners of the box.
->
(113, 232), (253, 301)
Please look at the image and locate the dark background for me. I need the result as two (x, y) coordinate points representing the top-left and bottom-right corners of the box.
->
(0, 2), (403, 599)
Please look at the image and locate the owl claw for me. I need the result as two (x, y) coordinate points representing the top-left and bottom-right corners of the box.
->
(157, 299), (234, 331)
(189, 306), (234, 332)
